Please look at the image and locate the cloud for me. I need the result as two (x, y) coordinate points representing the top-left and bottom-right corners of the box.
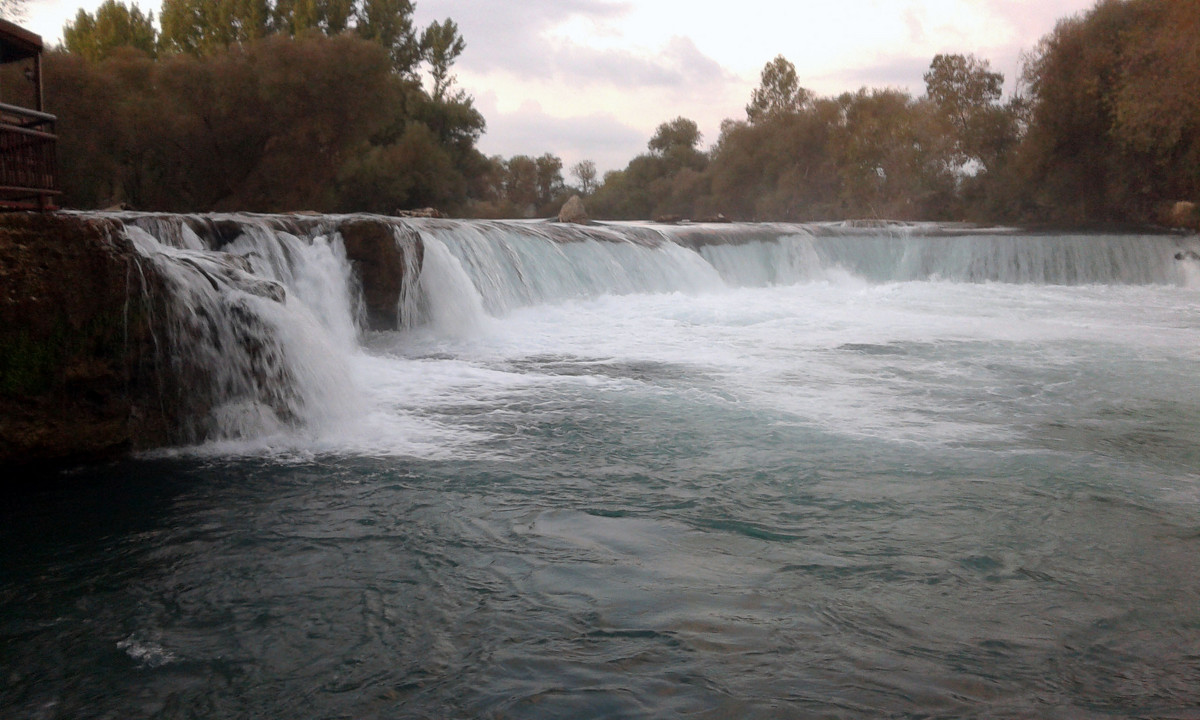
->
(413, 0), (1096, 170)
(420, 1), (733, 92)
(903, 6), (927, 45)
(816, 53), (936, 95)
(472, 94), (646, 174)
(545, 34), (735, 89)
(417, 0), (631, 76)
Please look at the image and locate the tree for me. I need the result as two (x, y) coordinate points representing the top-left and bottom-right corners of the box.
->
(924, 54), (1002, 135)
(648, 116), (701, 156)
(160, 0), (271, 54)
(503, 155), (539, 213)
(922, 53), (1016, 173)
(355, 0), (420, 75)
(63, 1), (158, 61)
(420, 18), (465, 101)
(534, 153), (564, 208)
(571, 160), (597, 194)
(274, 0), (355, 34)
(1108, 0), (1200, 204)
(746, 55), (813, 123)
(1015, 0), (1199, 223)
(648, 116), (707, 179)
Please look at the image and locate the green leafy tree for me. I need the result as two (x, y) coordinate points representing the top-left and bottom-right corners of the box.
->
(160, 0), (271, 54)
(534, 153), (564, 209)
(63, 1), (158, 61)
(834, 88), (953, 219)
(420, 18), (465, 101)
(704, 103), (842, 221)
(1108, 0), (1200, 205)
(503, 155), (539, 214)
(355, 0), (420, 75)
(275, 0), (355, 34)
(591, 118), (707, 219)
(746, 55), (813, 123)
(648, 116), (700, 156)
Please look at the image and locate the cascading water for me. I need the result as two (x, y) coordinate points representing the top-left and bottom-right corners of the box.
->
(120, 215), (365, 445)
(110, 214), (1200, 447)
(9, 214), (1199, 719)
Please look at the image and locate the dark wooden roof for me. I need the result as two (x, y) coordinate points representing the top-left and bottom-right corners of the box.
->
(0, 19), (43, 64)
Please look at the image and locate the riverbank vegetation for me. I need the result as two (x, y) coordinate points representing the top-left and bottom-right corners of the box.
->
(590, 0), (1199, 227)
(39, 0), (487, 213)
(33, 0), (1200, 227)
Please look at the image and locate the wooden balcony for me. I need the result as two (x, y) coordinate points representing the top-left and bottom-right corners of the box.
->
(0, 19), (58, 211)
(0, 102), (57, 209)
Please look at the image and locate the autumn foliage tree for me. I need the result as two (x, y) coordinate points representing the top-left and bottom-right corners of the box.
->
(53, 0), (484, 213)
(591, 1), (1199, 226)
(1017, 0), (1200, 224)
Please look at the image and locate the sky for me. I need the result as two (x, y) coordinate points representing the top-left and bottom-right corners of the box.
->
(21, 0), (1098, 174)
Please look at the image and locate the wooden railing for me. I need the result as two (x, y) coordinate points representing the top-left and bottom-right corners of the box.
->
(0, 101), (58, 210)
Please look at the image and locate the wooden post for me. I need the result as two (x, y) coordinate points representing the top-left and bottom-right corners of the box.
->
(33, 52), (42, 113)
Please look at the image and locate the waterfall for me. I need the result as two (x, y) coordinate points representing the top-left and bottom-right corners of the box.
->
(123, 223), (361, 444)
(104, 213), (1198, 447)
(411, 220), (1198, 321)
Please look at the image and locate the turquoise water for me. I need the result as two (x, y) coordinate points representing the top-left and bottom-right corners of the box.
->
(3, 221), (1200, 718)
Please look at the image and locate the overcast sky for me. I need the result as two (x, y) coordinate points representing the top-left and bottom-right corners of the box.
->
(24, 0), (1097, 173)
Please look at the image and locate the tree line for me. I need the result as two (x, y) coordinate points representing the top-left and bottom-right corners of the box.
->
(24, 0), (1200, 226)
(588, 0), (1199, 227)
(29, 0), (489, 213)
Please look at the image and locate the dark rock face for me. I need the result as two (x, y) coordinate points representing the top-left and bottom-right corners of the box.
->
(0, 212), (426, 466)
(0, 213), (177, 466)
(340, 219), (423, 330)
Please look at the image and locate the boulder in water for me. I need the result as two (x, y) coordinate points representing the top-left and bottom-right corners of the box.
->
(1168, 201), (1198, 230)
(557, 196), (589, 224)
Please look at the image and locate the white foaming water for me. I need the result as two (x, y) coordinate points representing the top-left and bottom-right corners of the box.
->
(414, 236), (489, 337)
(23, 215), (1200, 720)
(225, 225), (361, 353)
(119, 216), (1200, 461)
(415, 221), (722, 317)
(125, 222), (362, 449)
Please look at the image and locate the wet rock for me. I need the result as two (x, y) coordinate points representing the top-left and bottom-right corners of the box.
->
(339, 219), (423, 331)
(1168, 201), (1198, 230)
(0, 212), (178, 466)
(183, 217), (245, 249)
(394, 207), (444, 218)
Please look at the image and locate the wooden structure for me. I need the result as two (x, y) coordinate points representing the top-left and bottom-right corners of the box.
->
(0, 19), (57, 210)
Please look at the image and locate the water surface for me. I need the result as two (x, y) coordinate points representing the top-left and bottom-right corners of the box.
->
(3, 221), (1199, 718)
